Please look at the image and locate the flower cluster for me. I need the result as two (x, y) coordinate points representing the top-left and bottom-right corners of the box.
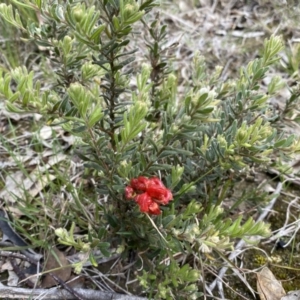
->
(125, 176), (173, 215)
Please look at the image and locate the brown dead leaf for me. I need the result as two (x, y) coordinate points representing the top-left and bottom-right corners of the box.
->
(41, 247), (72, 288)
(257, 267), (286, 300)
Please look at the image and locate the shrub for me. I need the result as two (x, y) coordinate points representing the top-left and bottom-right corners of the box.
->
(0, 0), (299, 298)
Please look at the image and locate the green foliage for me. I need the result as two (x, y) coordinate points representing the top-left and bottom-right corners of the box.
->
(139, 263), (202, 299)
(283, 42), (300, 78)
(1, 0), (300, 298)
(55, 223), (110, 273)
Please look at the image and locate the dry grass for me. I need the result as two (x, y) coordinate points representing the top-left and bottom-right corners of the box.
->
(1, 0), (300, 299)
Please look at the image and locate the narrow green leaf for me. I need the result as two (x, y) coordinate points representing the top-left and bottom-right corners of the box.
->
(90, 24), (106, 43)
(88, 107), (103, 128)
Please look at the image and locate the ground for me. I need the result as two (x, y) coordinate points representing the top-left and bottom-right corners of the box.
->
(1, 0), (300, 299)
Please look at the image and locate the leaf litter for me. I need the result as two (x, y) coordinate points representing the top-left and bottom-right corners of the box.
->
(1, 0), (300, 299)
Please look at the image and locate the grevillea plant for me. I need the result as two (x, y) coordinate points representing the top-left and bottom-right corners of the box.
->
(1, 0), (300, 298)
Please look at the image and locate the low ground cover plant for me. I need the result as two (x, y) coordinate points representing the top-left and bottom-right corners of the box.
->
(0, 0), (300, 298)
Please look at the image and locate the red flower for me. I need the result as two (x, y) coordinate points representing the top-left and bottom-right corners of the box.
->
(125, 186), (134, 199)
(147, 185), (173, 205)
(135, 193), (162, 215)
(130, 176), (149, 192)
(125, 176), (173, 215)
(148, 201), (161, 215)
(136, 193), (152, 211)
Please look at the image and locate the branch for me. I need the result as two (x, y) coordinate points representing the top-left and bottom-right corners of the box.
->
(0, 283), (147, 300)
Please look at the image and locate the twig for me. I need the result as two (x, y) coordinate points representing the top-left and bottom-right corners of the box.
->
(207, 182), (282, 296)
(50, 273), (85, 300)
(268, 168), (300, 188)
(0, 250), (37, 264)
(0, 283), (147, 300)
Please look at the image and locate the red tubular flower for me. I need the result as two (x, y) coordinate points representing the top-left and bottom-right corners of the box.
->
(130, 176), (149, 192)
(148, 177), (165, 187)
(136, 193), (161, 215)
(125, 186), (134, 200)
(136, 193), (152, 212)
(125, 176), (173, 215)
(147, 186), (173, 205)
(148, 201), (161, 215)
